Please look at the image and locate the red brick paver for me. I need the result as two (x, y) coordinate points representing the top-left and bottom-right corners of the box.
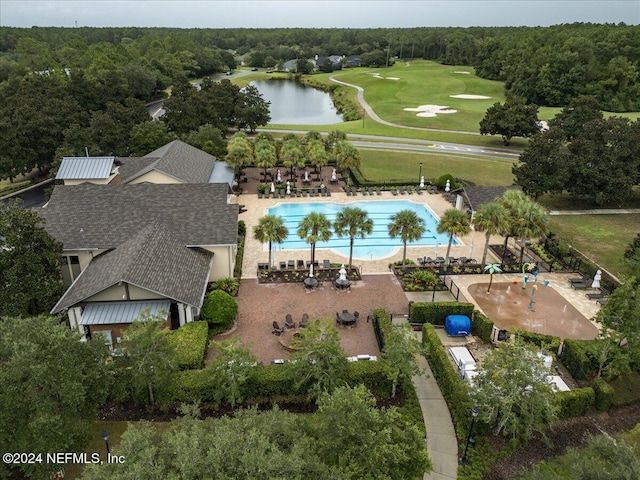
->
(214, 274), (409, 364)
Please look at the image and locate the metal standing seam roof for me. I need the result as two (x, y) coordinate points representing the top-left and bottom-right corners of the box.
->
(208, 161), (235, 187)
(56, 157), (115, 180)
(80, 300), (171, 326)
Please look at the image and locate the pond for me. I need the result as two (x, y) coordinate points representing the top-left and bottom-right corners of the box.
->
(251, 80), (343, 125)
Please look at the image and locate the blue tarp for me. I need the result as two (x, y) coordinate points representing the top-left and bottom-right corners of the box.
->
(445, 315), (471, 336)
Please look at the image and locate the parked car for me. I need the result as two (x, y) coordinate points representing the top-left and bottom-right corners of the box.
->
(251, 67), (258, 71)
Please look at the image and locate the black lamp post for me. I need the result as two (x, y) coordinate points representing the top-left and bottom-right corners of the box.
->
(419, 162), (423, 183)
(460, 406), (479, 465)
(101, 430), (110, 455)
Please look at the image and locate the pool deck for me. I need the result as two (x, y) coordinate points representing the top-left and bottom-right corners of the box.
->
(239, 189), (503, 278)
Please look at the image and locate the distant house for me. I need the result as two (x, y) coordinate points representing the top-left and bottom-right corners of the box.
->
(344, 55), (362, 68)
(56, 140), (235, 189)
(42, 182), (238, 348)
(281, 59), (297, 72)
(315, 55), (343, 72)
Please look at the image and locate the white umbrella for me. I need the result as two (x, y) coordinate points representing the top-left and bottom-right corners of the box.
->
(286, 181), (291, 195)
(331, 169), (337, 182)
(304, 171), (309, 182)
(339, 264), (347, 281)
(591, 270), (602, 290)
(276, 170), (282, 183)
(420, 175), (425, 188)
(270, 182), (275, 193)
(309, 263), (314, 278)
(445, 179), (451, 192)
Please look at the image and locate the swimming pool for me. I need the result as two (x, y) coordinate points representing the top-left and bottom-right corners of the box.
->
(267, 200), (457, 260)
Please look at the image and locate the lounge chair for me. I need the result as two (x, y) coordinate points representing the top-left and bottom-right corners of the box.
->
(586, 288), (609, 300)
(300, 313), (309, 328)
(287, 260), (295, 269)
(568, 274), (591, 286)
(416, 187), (423, 195)
(258, 192), (263, 199)
(596, 298), (609, 305)
(572, 281), (591, 290)
(323, 259), (331, 269)
(376, 187), (382, 195)
(326, 189), (332, 196)
(272, 321), (285, 336)
(297, 259), (305, 269)
(391, 189), (398, 196)
(407, 186), (414, 195)
(279, 261), (286, 270)
(285, 314), (295, 330)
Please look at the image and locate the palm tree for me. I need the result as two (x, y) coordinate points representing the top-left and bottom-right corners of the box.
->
(225, 132), (253, 180)
(281, 138), (305, 180)
(436, 208), (472, 266)
(335, 140), (361, 174)
(253, 215), (288, 268)
(334, 207), (374, 272)
(388, 209), (426, 266)
(308, 140), (328, 181)
(484, 263), (502, 293)
(254, 139), (277, 181)
(513, 199), (549, 263)
(298, 212), (333, 269)
(473, 201), (509, 267)
(497, 189), (528, 265)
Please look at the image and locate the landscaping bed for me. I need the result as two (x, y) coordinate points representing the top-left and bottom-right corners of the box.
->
(257, 265), (362, 284)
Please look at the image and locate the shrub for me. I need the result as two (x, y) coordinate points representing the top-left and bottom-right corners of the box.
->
(213, 277), (240, 297)
(471, 310), (494, 343)
(237, 220), (246, 237)
(410, 302), (474, 325)
(201, 290), (238, 326)
(560, 339), (593, 380)
(592, 377), (614, 412)
(434, 173), (461, 190)
(422, 323), (474, 438)
(556, 387), (595, 419)
(169, 321), (209, 370)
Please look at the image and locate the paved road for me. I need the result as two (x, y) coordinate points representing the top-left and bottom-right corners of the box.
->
(0, 179), (53, 209)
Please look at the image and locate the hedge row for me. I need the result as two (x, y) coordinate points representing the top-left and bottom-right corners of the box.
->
(471, 310), (494, 343)
(559, 339), (592, 381)
(511, 329), (562, 352)
(410, 301), (475, 326)
(422, 323), (474, 439)
(557, 387), (595, 419)
(169, 321), (210, 370)
(166, 361), (393, 404)
(592, 377), (615, 412)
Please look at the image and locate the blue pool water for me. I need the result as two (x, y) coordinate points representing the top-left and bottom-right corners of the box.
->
(267, 200), (457, 260)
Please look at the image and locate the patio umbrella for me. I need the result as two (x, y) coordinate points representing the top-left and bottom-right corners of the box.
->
(309, 263), (314, 278)
(591, 270), (602, 290)
(331, 169), (337, 182)
(304, 171), (310, 182)
(286, 181), (291, 195)
(420, 175), (425, 188)
(270, 182), (275, 193)
(276, 170), (282, 183)
(339, 264), (347, 280)
(445, 179), (451, 192)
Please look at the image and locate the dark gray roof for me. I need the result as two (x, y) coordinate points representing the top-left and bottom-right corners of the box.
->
(56, 157), (115, 180)
(80, 300), (171, 325)
(116, 157), (157, 183)
(121, 139), (217, 184)
(41, 183), (238, 250)
(463, 186), (521, 212)
(52, 222), (213, 312)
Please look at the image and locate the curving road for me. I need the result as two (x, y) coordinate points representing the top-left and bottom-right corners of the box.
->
(328, 75), (521, 159)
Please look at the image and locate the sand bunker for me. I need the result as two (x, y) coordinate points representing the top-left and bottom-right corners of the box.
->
(453, 71), (471, 74)
(450, 94), (491, 99)
(371, 73), (400, 80)
(403, 105), (457, 117)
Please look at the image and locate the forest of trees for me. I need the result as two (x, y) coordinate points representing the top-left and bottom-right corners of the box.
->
(0, 23), (638, 181)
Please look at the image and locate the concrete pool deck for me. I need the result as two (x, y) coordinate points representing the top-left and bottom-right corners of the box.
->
(239, 189), (503, 278)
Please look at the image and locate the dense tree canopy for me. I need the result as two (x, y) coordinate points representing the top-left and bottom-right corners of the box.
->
(0, 201), (65, 316)
(0, 315), (110, 480)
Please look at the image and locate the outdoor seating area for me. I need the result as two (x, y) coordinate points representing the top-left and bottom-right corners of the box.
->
(336, 310), (359, 327)
(257, 186), (332, 198)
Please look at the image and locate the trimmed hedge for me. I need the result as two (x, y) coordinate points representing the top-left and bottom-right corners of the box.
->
(410, 301), (474, 326)
(422, 323), (473, 438)
(510, 329), (561, 352)
(556, 387), (595, 419)
(559, 339), (593, 381)
(169, 321), (210, 370)
(592, 377), (615, 412)
(167, 361), (392, 404)
(471, 310), (494, 343)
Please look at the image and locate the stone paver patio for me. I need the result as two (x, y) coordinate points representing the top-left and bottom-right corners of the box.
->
(214, 274), (410, 364)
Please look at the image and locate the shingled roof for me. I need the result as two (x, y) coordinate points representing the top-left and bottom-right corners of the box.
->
(51, 222), (213, 313)
(41, 183), (238, 250)
(121, 140), (217, 184)
(463, 186), (521, 212)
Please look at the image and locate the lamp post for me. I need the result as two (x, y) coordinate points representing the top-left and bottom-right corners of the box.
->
(419, 162), (423, 184)
(460, 406), (479, 465)
(101, 430), (110, 455)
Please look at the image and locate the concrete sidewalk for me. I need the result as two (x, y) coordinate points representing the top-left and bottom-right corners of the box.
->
(412, 332), (459, 479)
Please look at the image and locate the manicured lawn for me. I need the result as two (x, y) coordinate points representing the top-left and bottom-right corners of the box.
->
(359, 149), (515, 186)
(64, 421), (129, 479)
(548, 214), (640, 277)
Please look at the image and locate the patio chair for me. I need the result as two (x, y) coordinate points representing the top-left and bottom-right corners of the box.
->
(353, 311), (360, 320)
(407, 186), (414, 195)
(285, 314), (295, 330)
(272, 321), (285, 336)
(572, 281), (591, 290)
(596, 298), (609, 305)
(416, 187), (423, 195)
(279, 261), (286, 270)
(258, 191), (263, 199)
(326, 189), (332, 196)
(297, 259), (305, 269)
(300, 313), (309, 328)
(323, 259), (331, 269)
(376, 187), (382, 195)
(391, 189), (398, 196)
(287, 259), (295, 269)
(568, 274), (591, 286)
(586, 288), (609, 300)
